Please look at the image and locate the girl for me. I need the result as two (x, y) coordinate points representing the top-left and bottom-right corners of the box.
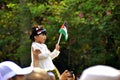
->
(30, 25), (60, 79)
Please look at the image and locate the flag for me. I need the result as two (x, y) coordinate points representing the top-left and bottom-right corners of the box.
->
(59, 23), (68, 40)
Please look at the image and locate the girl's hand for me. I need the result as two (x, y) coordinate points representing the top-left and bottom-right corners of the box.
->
(55, 44), (60, 51)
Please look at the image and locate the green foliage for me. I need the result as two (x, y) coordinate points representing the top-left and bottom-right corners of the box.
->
(0, 0), (120, 76)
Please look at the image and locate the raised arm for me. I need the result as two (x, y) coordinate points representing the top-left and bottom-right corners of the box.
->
(50, 44), (60, 59)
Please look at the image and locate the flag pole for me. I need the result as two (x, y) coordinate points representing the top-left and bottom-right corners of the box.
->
(57, 33), (62, 44)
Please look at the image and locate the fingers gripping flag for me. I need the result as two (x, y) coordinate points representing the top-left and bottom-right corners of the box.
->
(59, 23), (68, 41)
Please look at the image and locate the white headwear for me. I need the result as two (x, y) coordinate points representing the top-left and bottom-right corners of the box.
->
(0, 61), (33, 80)
(79, 65), (120, 80)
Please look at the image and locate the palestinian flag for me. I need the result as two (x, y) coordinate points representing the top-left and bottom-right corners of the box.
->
(59, 23), (68, 40)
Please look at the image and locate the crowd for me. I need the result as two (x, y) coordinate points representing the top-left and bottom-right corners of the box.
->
(0, 61), (75, 80)
(1, 25), (120, 80)
(1, 61), (120, 80)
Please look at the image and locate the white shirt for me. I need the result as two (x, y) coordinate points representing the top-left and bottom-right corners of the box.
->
(31, 42), (60, 71)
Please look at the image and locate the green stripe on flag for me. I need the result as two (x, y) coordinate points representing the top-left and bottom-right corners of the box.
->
(59, 28), (68, 40)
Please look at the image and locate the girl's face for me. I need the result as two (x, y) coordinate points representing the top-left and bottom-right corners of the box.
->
(34, 34), (46, 43)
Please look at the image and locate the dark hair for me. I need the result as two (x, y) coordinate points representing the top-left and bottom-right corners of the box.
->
(30, 25), (46, 41)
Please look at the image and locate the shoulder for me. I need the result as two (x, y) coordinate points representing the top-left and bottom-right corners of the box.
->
(32, 42), (41, 48)
(32, 42), (47, 48)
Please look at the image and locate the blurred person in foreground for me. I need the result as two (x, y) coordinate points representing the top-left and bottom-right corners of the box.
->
(0, 61), (33, 80)
(25, 68), (75, 80)
(79, 65), (120, 80)
(25, 67), (51, 80)
(30, 25), (60, 79)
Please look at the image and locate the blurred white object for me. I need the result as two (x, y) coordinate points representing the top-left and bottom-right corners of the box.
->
(0, 61), (33, 80)
(79, 65), (120, 80)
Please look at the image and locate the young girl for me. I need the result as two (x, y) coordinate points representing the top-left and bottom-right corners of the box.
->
(30, 25), (60, 79)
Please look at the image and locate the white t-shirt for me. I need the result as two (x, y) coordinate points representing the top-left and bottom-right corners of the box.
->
(31, 42), (60, 71)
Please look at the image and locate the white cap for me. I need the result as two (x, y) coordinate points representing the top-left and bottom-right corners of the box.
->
(0, 61), (33, 80)
(79, 65), (120, 80)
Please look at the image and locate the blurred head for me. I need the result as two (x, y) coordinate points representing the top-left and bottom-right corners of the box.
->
(79, 65), (120, 80)
(0, 61), (33, 80)
(8, 75), (25, 80)
(30, 25), (47, 43)
(25, 67), (50, 80)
